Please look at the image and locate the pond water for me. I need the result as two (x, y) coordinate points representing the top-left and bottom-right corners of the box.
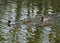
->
(0, 0), (60, 43)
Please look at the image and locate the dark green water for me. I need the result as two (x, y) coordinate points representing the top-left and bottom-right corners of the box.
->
(0, 0), (60, 43)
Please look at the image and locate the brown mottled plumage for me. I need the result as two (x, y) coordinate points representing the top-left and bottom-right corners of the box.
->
(41, 21), (52, 27)
(20, 18), (32, 24)
(41, 17), (52, 27)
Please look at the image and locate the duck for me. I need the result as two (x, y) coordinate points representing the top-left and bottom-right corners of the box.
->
(41, 17), (52, 27)
(41, 21), (52, 27)
(20, 18), (32, 24)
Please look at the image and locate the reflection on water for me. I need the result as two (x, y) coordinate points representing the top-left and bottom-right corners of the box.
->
(0, 0), (60, 43)
(42, 27), (52, 43)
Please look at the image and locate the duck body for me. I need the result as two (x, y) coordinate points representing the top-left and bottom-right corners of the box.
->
(20, 18), (32, 24)
(41, 21), (52, 27)
(41, 17), (52, 27)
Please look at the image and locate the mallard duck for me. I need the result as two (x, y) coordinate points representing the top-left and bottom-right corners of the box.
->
(41, 17), (52, 27)
(41, 21), (52, 27)
(20, 18), (32, 24)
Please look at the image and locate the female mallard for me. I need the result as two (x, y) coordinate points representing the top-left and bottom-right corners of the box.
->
(41, 21), (52, 27)
(41, 17), (52, 27)
(20, 18), (32, 24)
